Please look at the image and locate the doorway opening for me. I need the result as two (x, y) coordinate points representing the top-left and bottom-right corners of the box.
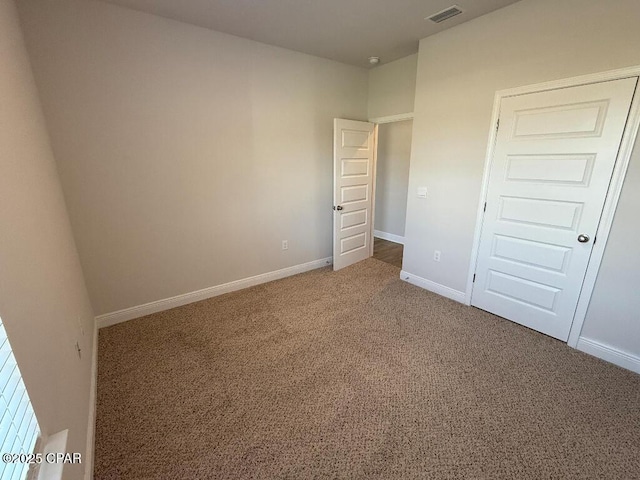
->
(372, 119), (413, 269)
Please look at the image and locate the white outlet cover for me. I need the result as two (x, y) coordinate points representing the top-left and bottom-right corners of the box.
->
(417, 187), (428, 198)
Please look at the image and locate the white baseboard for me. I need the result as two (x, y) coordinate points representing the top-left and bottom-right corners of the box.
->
(84, 322), (98, 480)
(373, 230), (405, 245)
(576, 337), (640, 374)
(95, 257), (333, 328)
(400, 270), (466, 304)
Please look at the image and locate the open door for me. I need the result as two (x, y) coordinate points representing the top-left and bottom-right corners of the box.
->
(333, 118), (375, 271)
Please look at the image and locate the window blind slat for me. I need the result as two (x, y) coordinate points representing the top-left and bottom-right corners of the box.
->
(16, 407), (34, 449)
(16, 464), (31, 480)
(2, 462), (16, 480)
(0, 317), (40, 480)
(0, 339), (11, 371)
(10, 433), (28, 480)
(12, 464), (28, 480)
(6, 389), (26, 427)
(2, 435), (19, 478)
(3, 369), (22, 406)
(0, 364), (17, 396)
(24, 415), (39, 452)
(14, 395), (29, 439)
(0, 408), (14, 453)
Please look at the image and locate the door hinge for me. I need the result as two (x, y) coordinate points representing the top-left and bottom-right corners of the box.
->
(483, 202), (487, 212)
(496, 119), (500, 132)
(473, 274), (476, 283)
(593, 236), (597, 245)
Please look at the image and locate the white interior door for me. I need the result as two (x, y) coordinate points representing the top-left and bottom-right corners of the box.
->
(333, 118), (375, 271)
(471, 77), (637, 341)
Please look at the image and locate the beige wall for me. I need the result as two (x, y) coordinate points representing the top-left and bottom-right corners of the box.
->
(581, 142), (640, 355)
(374, 120), (412, 238)
(368, 54), (417, 119)
(0, 1), (95, 479)
(403, 0), (640, 357)
(18, 0), (368, 316)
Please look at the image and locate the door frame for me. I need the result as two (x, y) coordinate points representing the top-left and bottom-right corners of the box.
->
(370, 123), (378, 257)
(367, 113), (415, 255)
(464, 65), (640, 348)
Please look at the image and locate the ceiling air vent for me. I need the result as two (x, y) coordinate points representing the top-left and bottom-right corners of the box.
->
(426, 5), (463, 23)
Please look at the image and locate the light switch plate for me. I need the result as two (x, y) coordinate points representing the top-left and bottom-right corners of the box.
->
(417, 187), (428, 198)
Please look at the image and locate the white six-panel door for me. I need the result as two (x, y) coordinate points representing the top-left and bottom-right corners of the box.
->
(471, 78), (638, 341)
(333, 119), (375, 271)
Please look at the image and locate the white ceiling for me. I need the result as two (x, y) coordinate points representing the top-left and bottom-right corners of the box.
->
(97, 0), (521, 68)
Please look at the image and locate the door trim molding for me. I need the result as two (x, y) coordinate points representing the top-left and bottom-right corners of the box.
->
(370, 124), (379, 257)
(368, 112), (414, 124)
(84, 323), (98, 480)
(464, 66), (640, 349)
(370, 115), (412, 256)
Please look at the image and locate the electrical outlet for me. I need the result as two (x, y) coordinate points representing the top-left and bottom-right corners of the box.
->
(282, 240), (288, 250)
(433, 250), (441, 262)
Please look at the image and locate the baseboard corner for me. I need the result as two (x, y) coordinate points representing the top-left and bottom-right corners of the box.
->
(576, 337), (640, 374)
(373, 230), (405, 245)
(399, 270), (466, 304)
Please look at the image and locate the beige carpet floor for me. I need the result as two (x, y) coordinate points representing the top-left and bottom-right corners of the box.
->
(95, 258), (640, 479)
